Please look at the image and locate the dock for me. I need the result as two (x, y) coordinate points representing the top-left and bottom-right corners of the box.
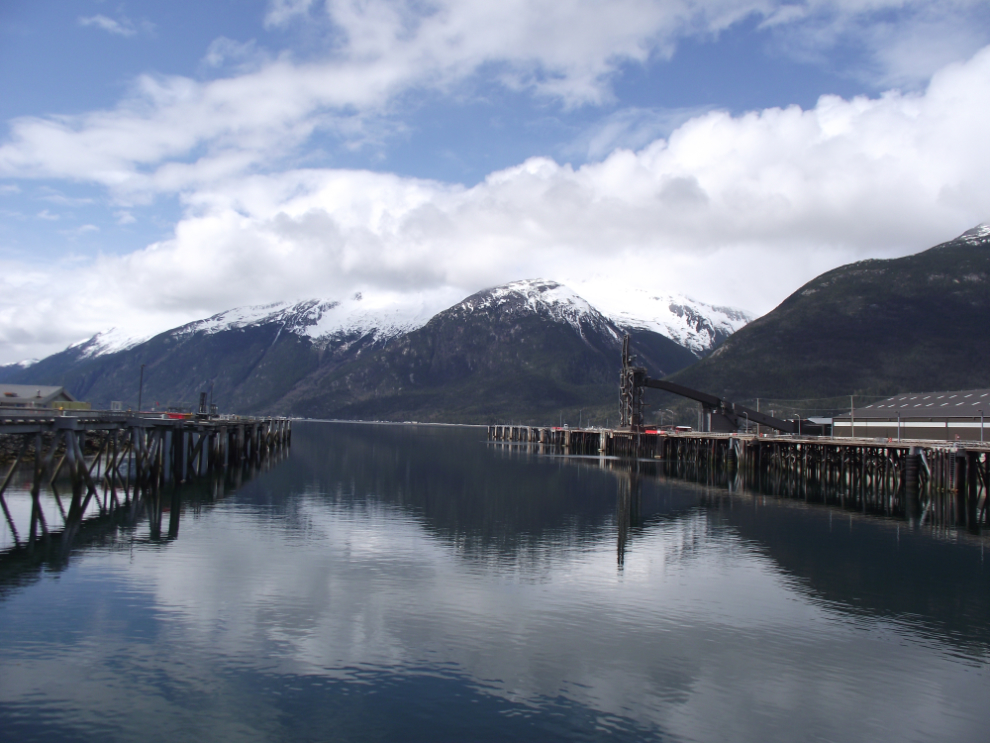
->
(0, 409), (291, 550)
(488, 425), (990, 531)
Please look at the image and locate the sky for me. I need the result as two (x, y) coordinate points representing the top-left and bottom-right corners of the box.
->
(1, 0), (989, 364)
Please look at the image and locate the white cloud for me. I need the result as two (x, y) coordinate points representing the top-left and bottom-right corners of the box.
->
(39, 190), (94, 206)
(5, 1), (986, 205)
(1, 45), (989, 363)
(78, 14), (137, 37)
(202, 37), (264, 70)
(264, 0), (318, 28)
(563, 107), (714, 163)
(862, 12), (990, 88)
(765, 0), (990, 87)
(59, 224), (99, 238)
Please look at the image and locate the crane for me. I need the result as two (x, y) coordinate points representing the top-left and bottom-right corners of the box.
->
(619, 335), (826, 435)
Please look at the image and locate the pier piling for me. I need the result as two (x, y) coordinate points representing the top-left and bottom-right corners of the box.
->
(488, 425), (988, 529)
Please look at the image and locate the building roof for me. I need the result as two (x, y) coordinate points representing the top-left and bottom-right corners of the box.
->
(0, 384), (77, 406)
(837, 388), (990, 420)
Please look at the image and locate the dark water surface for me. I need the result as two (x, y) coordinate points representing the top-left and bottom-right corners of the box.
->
(1, 422), (987, 742)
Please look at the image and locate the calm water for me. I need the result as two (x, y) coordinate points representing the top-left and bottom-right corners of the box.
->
(1, 422), (988, 742)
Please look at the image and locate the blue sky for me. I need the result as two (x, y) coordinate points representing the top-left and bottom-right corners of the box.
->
(1, 0), (989, 362)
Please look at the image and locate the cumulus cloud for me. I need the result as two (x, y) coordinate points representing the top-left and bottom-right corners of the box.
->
(5, 0), (987, 204)
(1, 45), (989, 363)
(563, 107), (715, 163)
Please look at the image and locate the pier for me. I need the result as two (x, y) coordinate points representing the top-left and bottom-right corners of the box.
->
(0, 409), (291, 551)
(487, 425), (990, 531)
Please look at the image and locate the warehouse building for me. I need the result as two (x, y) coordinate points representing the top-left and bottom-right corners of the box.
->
(0, 384), (90, 410)
(832, 388), (989, 442)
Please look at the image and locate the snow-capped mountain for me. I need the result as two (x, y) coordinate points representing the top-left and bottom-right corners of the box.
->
(6, 224), (987, 420)
(61, 279), (748, 364)
(56, 289), (464, 363)
(172, 289), (462, 348)
(68, 327), (152, 359)
(3, 277), (747, 420)
(957, 223), (990, 246)
(450, 279), (619, 338)
(569, 279), (752, 355)
(276, 277), (702, 422)
(0, 357), (39, 383)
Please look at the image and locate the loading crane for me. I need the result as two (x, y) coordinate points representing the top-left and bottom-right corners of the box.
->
(619, 335), (826, 435)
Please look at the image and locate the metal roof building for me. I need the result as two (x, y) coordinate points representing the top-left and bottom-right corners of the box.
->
(0, 384), (85, 410)
(833, 388), (990, 442)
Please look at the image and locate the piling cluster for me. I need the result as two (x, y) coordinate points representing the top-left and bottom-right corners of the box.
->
(488, 425), (989, 530)
(0, 411), (292, 552)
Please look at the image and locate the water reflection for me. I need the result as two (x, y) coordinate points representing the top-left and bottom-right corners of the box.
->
(0, 422), (987, 743)
(0, 443), (290, 600)
(557, 450), (990, 653)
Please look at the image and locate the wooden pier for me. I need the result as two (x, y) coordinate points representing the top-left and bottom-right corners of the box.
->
(488, 425), (990, 531)
(0, 409), (291, 550)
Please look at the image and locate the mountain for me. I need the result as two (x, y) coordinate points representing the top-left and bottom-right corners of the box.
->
(272, 279), (699, 423)
(665, 225), (990, 405)
(4, 290), (459, 414)
(2, 279), (738, 423)
(0, 358), (38, 383)
(571, 280), (752, 354)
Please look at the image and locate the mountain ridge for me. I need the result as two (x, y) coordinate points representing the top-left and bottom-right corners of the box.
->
(0, 278), (730, 423)
(7, 278), (745, 372)
(665, 224), (990, 405)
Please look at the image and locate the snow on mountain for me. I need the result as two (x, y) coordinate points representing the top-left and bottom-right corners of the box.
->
(65, 279), (749, 362)
(170, 278), (749, 355)
(568, 278), (752, 355)
(454, 279), (616, 335)
(958, 223), (990, 245)
(0, 357), (39, 374)
(68, 327), (152, 359)
(173, 289), (464, 347)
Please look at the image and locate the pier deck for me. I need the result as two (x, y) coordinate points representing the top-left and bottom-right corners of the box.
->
(0, 409), (291, 551)
(488, 425), (989, 531)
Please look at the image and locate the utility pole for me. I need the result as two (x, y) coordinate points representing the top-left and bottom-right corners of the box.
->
(137, 364), (146, 412)
(850, 395), (855, 439)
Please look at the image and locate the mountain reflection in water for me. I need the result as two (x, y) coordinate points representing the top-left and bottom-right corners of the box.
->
(0, 421), (986, 743)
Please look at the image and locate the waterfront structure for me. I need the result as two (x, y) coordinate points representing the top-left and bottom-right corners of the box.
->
(833, 389), (990, 442)
(0, 408), (291, 550)
(488, 425), (989, 531)
(0, 384), (88, 410)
